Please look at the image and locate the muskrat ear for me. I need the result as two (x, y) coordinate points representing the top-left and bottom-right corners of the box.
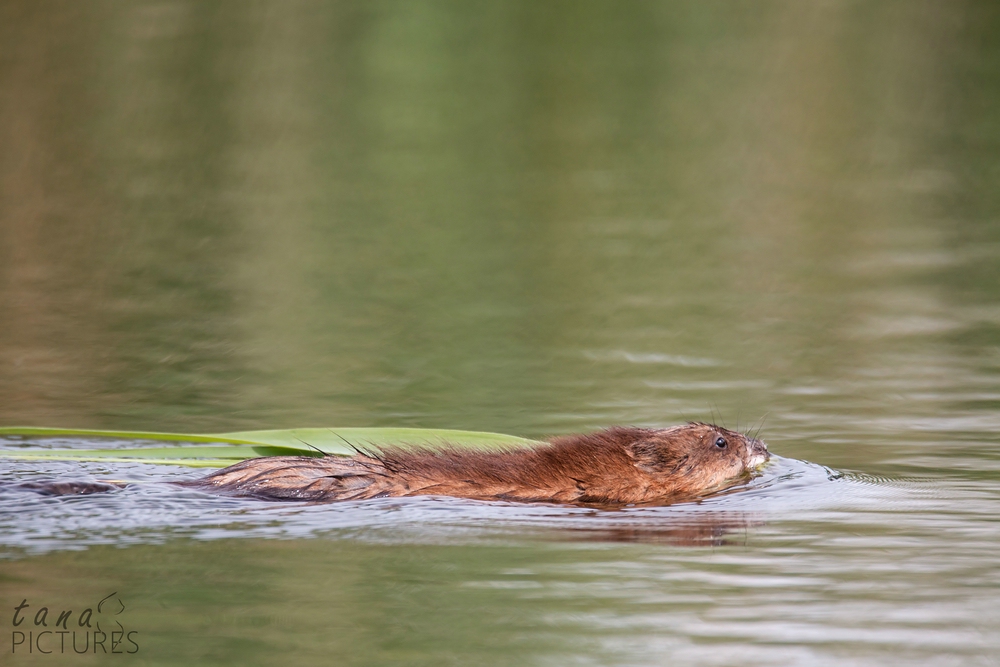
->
(625, 438), (685, 474)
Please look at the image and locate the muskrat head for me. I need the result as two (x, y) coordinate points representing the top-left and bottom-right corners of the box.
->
(624, 422), (769, 495)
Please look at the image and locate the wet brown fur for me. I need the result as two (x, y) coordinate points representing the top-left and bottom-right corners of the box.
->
(183, 423), (769, 506)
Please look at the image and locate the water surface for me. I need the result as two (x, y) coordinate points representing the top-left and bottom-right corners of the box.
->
(2, 1), (999, 665)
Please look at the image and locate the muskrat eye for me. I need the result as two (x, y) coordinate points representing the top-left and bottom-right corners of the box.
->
(714, 437), (728, 449)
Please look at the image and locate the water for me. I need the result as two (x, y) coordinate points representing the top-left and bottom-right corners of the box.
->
(2, 1), (1000, 664)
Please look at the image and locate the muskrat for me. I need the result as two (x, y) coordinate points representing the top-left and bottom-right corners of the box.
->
(180, 423), (769, 506)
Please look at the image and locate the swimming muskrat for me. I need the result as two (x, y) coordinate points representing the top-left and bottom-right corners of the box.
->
(180, 423), (769, 506)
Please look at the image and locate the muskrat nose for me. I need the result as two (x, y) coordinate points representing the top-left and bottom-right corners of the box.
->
(747, 438), (769, 468)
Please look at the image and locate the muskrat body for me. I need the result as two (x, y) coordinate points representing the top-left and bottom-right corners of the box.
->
(183, 423), (769, 506)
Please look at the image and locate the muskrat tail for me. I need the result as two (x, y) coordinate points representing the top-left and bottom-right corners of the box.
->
(176, 454), (399, 502)
(8, 480), (127, 496)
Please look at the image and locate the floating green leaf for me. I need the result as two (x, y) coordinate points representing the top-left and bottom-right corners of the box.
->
(0, 426), (542, 468)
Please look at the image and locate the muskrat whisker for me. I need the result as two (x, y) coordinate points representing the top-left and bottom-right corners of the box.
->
(750, 412), (769, 441)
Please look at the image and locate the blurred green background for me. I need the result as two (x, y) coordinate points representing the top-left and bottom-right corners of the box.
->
(4, 1), (999, 463)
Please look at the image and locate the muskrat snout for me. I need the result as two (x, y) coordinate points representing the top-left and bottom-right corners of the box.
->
(747, 438), (769, 470)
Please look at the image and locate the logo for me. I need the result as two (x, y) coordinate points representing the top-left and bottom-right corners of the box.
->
(10, 593), (139, 655)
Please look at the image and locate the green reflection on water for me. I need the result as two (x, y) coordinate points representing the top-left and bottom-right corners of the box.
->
(2, 518), (995, 667)
(5, 539), (607, 666)
(4, 0), (998, 458)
